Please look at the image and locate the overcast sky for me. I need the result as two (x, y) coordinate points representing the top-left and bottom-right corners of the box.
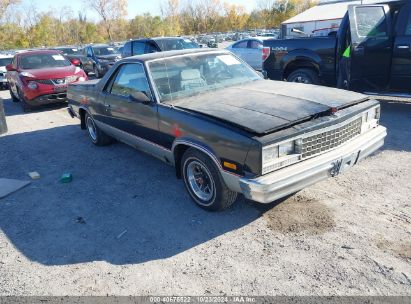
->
(20, 0), (258, 20)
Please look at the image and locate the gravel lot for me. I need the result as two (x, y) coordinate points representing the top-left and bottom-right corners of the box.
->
(0, 89), (410, 296)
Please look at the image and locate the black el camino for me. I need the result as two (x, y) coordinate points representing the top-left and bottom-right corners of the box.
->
(67, 49), (387, 211)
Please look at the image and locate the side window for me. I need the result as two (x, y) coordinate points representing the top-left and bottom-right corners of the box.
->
(145, 43), (158, 54)
(233, 40), (248, 48)
(132, 42), (145, 55)
(123, 42), (132, 56)
(87, 47), (93, 57)
(249, 40), (262, 49)
(12, 56), (17, 68)
(354, 6), (387, 38)
(110, 64), (151, 98)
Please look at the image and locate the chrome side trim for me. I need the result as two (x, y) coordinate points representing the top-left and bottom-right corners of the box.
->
(172, 139), (243, 192)
(95, 120), (174, 164)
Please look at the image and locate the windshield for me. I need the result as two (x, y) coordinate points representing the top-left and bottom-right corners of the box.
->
(156, 39), (199, 51)
(20, 53), (71, 69)
(93, 47), (118, 56)
(58, 48), (81, 55)
(148, 52), (261, 102)
(0, 57), (12, 67)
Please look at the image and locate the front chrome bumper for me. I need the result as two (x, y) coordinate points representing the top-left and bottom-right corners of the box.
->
(238, 126), (387, 204)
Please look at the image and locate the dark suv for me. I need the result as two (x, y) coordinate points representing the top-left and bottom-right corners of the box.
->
(121, 37), (199, 58)
(78, 44), (121, 78)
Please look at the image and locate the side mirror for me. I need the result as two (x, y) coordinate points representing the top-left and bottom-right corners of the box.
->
(130, 91), (151, 104)
(6, 64), (15, 72)
(70, 58), (81, 66)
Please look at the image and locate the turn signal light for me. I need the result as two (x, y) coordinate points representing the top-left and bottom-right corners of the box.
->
(223, 161), (237, 170)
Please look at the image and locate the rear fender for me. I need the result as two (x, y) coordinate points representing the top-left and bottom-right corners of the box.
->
(281, 50), (322, 79)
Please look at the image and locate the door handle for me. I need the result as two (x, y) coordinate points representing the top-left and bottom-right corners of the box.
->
(396, 45), (410, 49)
(353, 46), (365, 56)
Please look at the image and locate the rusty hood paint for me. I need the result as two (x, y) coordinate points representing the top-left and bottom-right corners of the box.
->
(168, 80), (368, 135)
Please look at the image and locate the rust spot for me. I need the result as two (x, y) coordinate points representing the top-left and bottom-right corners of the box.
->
(172, 124), (182, 138)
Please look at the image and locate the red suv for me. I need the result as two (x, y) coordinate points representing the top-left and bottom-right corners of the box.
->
(6, 50), (87, 111)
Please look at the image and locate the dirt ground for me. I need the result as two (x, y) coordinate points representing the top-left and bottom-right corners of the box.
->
(0, 90), (410, 296)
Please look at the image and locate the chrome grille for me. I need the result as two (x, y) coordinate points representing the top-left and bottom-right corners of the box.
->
(300, 118), (362, 158)
(36, 79), (55, 85)
(36, 77), (75, 85)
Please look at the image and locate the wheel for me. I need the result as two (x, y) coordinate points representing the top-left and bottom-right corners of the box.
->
(85, 113), (112, 146)
(9, 88), (19, 103)
(181, 148), (238, 211)
(93, 65), (100, 79)
(287, 68), (320, 85)
(17, 89), (32, 112)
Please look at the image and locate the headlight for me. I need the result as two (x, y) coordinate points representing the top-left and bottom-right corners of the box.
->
(66, 75), (78, 83)
(361, 105), (380, 133)
(279, 141), (294, 157)
(262, 140), (301, 175)
(262, 145), (278, 164)
(27, 81), (37, 90)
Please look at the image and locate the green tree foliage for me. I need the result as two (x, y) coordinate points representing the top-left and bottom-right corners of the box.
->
(0, 0), (317, 50)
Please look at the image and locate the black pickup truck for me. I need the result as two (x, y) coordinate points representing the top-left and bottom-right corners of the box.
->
(263, 0), (411, 95)
(67, 49), (386, 211)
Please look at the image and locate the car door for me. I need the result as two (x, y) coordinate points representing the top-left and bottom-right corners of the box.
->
(348, 4), (393, 92)
(7, 56), (19, 96)
(390, 3), (411, 93)
(247, 39), (263, 70)
(84, 47), (94, 72)
(102, 63), (160, 144)
(131, 41), (146, 56)
(228, 40), (249, 63)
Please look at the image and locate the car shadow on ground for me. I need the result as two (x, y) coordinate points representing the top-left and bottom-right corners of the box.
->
(379, 100), (411, 152)
(2, 96), (68, 117)
(0, 123), (268, 266)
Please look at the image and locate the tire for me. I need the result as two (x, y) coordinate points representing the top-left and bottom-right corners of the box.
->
(10, 88), (19, 103)
(85, 112), (112, 146)
(287, 68), (320, 85)
(181, 148), (238, 211)
(93, 65), (100, 79)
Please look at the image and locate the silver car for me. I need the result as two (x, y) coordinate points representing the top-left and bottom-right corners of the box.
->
(226, 37), (272, 71)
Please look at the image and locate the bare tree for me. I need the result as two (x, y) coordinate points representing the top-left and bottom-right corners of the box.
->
(0, 0), (20, 21)
(83, 0), (127, 42)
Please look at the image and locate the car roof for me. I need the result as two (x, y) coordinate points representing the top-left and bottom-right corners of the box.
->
(15, 50), (62, 57)
(128, 37), (193, 43)
(126, 48), (230, 62)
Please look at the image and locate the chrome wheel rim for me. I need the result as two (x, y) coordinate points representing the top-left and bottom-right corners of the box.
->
(187, 160), (214, 202)
(293, 76), (310, 84)
(86, 116), (97, 141)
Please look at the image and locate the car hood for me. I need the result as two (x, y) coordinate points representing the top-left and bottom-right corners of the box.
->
(23, 66), (79, 79)
(169, 80), (368, 135)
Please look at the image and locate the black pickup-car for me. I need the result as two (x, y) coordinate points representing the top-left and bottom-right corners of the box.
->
(263, 0), (411, 96)
(67, 49), (386, 211)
